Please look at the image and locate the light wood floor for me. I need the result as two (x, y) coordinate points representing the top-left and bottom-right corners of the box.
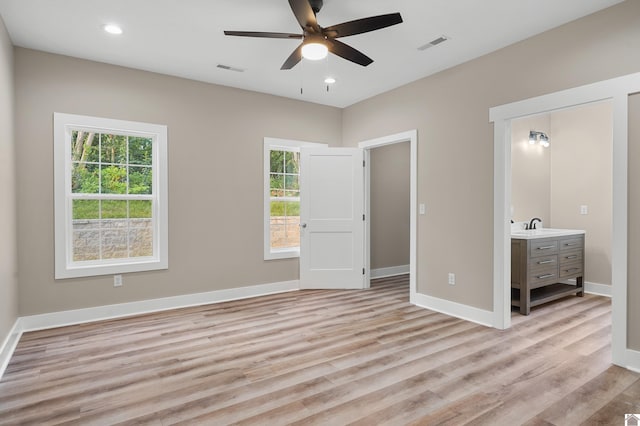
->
(1, 275), (638, 425)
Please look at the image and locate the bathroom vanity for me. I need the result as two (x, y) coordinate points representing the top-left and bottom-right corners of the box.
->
(511, 229), (585, 315)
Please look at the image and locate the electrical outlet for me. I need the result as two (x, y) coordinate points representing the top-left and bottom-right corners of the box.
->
(114, 274), (123, 287)
(448, 273), (455, 285)
(580, 205), (588, 215)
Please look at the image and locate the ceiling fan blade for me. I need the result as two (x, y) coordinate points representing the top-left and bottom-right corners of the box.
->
(281, 44), (304, 70)
(327, 39), (373, 67)
(323, 13), (403, 38)
(224, 31), (303, 39)
(288, 0), (318, 31)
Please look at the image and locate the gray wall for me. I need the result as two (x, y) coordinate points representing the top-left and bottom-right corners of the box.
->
(0, 17), (17, 347)
(341, 1), (640, 348)
(370, 142), (410, 270)
(14, 48), (342, 315)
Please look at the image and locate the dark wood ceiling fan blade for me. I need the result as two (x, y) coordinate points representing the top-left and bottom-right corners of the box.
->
(327, 39), (373, 66)
(323, 13), (403, 38)
(288, 0), (318, 31)
(224, 31), (303, 39)
(281, 44), (304, 70)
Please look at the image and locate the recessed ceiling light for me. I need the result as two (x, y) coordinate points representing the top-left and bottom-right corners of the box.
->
(324, 77), (336, 84)
(103, 24), (123, 35)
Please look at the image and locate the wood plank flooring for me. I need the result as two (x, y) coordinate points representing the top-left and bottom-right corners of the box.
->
(1, 275), (638, 425)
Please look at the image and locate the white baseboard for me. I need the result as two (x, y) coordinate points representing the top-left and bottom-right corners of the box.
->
(584, 281), (612, 297)
(564, 279), (612, 297)
(370, 264), (410, 279)
(625, 348), (640, 373)
(20, 279), (300, 332)
(0, 319), (23, 380)
(413, 292), (493, 327)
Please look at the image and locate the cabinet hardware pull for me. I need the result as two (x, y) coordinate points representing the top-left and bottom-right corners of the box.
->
(566, 255), (578, 259)
(537, 273), (555, 279)
(564, 268), (580, 273)
(537, 245), (555, 250)
(538, 260), (554, 264)
(565, 243), (577, 246)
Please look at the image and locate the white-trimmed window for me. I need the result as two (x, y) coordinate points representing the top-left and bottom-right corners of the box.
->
(54, 113), (168, 279)
(263, 138), (326, 260)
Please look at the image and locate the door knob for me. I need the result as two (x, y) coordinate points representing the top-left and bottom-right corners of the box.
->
(300, 223), (307, 228)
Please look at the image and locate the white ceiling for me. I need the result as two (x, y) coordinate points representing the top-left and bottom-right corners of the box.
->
(0, 0), (624, 108)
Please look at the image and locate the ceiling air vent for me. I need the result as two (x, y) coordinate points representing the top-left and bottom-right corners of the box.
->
(217, 64), (245, 72)
(418, 35), (449, 51)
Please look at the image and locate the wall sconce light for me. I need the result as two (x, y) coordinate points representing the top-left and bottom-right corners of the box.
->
(529, 130), (550, 148)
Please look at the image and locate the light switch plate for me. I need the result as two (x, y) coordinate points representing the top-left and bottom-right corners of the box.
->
(419, 204), (426, 215)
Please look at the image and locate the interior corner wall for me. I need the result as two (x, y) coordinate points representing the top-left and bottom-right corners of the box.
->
(0, 16), (17, 342)
(14, 48), (342, 316)
(370, 142), (410, 270)
(340, 0), (640, 320)
(510, 114), (551, 224)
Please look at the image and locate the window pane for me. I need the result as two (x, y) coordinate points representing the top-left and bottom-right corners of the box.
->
(284, 175), (298, 190)
(270, 150), (284, 173)
(128, 166), (152, 194)
(129, 137), (153, 165)
(71, 131), (99, 163)
(73, 230), (100, 261)
(285, 151), (299, 174)
(270, 201), (300, 249)
(101, 134), (127, 165)
(72, 163), (100, 194)
(101, 165), (127, 194)
(270, 174), (284, 197)
(130, 200), (152, 218)
(101, 229), (128, 259)
(129, 227), (153, 257)
(102, 200), (128, 219)
(73, 200), (99, 219)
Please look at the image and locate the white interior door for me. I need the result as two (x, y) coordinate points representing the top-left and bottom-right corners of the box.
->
(299, 147), (364, 289)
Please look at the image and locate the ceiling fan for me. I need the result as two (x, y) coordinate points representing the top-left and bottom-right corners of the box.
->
(224, 0), (403, 70)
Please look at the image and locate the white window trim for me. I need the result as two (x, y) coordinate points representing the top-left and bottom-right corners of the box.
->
(263, 137), (327, 260)
(54, 113), (169, 279)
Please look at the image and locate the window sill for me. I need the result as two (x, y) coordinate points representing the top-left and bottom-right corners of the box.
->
(265, 248), (300, 261)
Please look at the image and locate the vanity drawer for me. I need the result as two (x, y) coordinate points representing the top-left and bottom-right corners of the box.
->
(560, 262), (583, 278)
(528, 269), (558, 288)
(530, 239), (559, 257)
(560, 236), (584, 251)
(560, 250), (583, 265)
(530, 255), (558, 269)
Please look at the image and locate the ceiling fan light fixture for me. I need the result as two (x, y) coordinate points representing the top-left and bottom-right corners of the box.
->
(324, 77), (336, 84)
(103, 24), (123, 35)
(302, 42), (328, 61)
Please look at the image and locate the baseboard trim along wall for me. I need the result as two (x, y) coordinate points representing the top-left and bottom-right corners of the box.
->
(626, 349), (640, 373)
(584, 281), (612, 297)
(0, 319), (22, 380)
(370, 264), (410, 279)
(19, 280), (300, 332)
(413, 292), (494, 327)
(0, 279), (299, 380)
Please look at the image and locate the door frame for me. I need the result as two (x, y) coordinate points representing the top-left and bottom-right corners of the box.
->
(490, 72), (640, 369)
(358, 130), (418, 303)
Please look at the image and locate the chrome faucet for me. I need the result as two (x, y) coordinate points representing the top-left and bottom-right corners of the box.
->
(527, 218), (542, 230)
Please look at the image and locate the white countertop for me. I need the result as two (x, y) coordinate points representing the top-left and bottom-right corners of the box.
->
(510, 228), (585, 240)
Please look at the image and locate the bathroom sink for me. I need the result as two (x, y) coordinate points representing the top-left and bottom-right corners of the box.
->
(511, 228), (585, 239)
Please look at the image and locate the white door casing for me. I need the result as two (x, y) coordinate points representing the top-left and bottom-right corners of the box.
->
(299, 147), (365, 289)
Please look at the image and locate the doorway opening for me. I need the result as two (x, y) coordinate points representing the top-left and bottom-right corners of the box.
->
(491, 72), (640, 369)
(359, 130), (417, 303)
(510, 101), (613, 317)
